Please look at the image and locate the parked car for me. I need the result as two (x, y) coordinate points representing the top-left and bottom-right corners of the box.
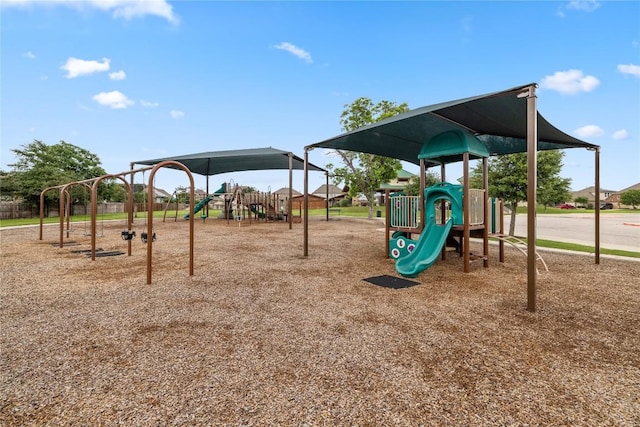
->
(600, 203), (614, 210)
(556, 203), (576, 209)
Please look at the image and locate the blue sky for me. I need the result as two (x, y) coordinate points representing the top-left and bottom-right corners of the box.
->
(1, 0), (639, 195)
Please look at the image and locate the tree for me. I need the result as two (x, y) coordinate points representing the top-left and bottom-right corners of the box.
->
(574, 196), (589, 208)
(6, 140), (107, 208)
(101, 181), (127, 203)
(0, 169), (21, 200)
(403, 171), (441, 196)
(621, 189), (640, 209)
(326, 97), (409, 219)
(470, 150), (572, 236)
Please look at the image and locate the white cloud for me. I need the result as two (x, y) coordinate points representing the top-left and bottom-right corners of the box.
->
(540, 69), (600, 94)
(61, 57), (110, 78)
(274, 42), (313, 64)
(170, 110), (184, 119)
(140, 100), (159, 108)
(22, 51), (36, 59)
(2, 0), (179, 24)
(612, 129), (629, 140)
(109, 70), (126, 80)
(92, 90), (134, 109)
(574, 125), (604, 138)
(566, 0), (600, 12)
(617, 64), (640, 78)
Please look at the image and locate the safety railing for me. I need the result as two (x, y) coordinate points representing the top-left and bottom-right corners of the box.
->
(389, 196), (420, 229)
(468, 189), (485, 225)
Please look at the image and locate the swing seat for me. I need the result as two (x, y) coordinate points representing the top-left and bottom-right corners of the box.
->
(141, 232), (156, 243)
(121, 230), (136, 240)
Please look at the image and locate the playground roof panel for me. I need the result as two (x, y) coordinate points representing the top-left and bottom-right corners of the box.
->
(133, 147), (325, 176)
(306, 83), (599, 166)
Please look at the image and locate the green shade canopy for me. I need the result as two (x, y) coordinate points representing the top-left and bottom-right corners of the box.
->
(306, 83), (599, 165)
(133, 147), (325, 176)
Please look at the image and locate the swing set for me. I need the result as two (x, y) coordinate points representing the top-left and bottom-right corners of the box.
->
(39, 160), (196, 284)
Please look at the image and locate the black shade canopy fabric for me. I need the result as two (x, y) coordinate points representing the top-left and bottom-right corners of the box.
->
(133, 147), (325, 176)
(306, 83), (599, 165)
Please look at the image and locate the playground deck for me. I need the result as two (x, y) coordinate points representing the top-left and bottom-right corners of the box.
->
(1, 218), (639, 425)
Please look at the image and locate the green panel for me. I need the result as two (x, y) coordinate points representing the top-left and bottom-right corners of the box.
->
(419, 130), (490, 162)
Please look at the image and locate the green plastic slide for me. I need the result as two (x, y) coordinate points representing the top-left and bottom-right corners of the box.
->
(184, 195), (213, 219)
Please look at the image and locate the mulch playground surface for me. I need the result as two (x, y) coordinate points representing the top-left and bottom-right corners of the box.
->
(1, 217), (639, 425)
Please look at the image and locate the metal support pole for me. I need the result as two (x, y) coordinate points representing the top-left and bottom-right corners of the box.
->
(463, 153), (470, 273)
(595, 147), (600, 264)
(147, 161), (195, 284)
(303, 148), (309, 257)
(129, 163), (135, 256)
(483, 157), (489, 268)
(385, 189), (390, 258)
(58, 185), (67, 248)
(441, 164), (447, 261)
(288, 153), (293, 230)
(326, 172), (329, 222)
(420, 159), (426, 231)
(525, 84), (538, 312)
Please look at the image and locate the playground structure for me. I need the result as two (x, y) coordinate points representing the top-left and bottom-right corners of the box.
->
(222, 183), (290, 225)
(384, 129), (550, 277)
(379, 129), (495, 277)
(387, 182), (548, 277)
(37, 148), (326, 286)
(302, 82), (598, 314)
(133, 147), (326, 231)
(180, 181), (295, 226)
(39, 161), (196, 284)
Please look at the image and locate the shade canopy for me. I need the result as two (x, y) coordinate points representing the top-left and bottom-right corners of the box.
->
(133, 147), (325, 176)
(306, 83), (598, 165)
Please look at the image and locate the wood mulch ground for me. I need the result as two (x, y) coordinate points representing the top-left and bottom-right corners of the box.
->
(1, 216), (639, 426)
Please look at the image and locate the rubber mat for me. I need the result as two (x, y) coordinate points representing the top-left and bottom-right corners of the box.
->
(362, 275), (420, 289)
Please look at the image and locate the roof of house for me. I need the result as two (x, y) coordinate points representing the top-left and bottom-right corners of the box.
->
(312, 184), (345, 199)
(619, 182), (640, 193)
(396, 169), (415, 179)
(572, 186), (617, 199)
(154, 188), (172, 198)
(273, 187), (302, 196)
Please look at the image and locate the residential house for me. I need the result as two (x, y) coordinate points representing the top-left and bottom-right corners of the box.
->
(571, 186), (617, 207)
(609, 182), (640, 208)
(290, 193), (326, 210)
(312, 184), (346, 206)
(376, 169), (416, 205)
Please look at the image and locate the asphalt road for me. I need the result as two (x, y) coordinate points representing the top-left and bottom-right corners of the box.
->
(510, 212), (640, 252)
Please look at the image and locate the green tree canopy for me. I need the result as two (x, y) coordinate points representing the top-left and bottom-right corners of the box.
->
(620, 189), (640, 208)
(470, 150), (571, 235)
(574, 196), (589, 207)
(403, 171), (441, 196)
(5, 140), (107, 207)
(326, 97), (409, 219)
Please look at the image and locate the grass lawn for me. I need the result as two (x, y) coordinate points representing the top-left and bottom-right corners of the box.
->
(3, 205), (637, 258)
